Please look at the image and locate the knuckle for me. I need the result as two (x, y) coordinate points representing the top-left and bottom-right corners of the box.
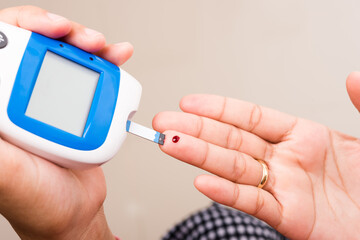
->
(229, 184), (241, 208)
(17, 6), (36, 26)
(230, 153), (246, 183)
(199, 142), (210, 168)
(217, 97), (228, 121)
(263, 143), (275, 160)
(226, 126), (243, 151)
(248, 104), (262, 131)
(252, 189), (266, 216)
(196, 116), (204, 138)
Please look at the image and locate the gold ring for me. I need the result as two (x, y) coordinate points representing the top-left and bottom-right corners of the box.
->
(257, 160), (268, 189)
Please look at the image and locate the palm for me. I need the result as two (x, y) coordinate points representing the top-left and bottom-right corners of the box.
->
(153, 94), (360, 240)
(268, 118), (360, 239)
(0, 140), (106, 239)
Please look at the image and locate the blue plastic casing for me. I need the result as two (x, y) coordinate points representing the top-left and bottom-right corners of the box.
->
(7, 33), (120, 151)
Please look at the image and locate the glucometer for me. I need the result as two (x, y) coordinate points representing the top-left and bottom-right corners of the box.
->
(0, 21), (164, 169)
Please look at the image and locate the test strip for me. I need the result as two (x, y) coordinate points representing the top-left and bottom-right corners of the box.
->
(126, 120), (165, 145)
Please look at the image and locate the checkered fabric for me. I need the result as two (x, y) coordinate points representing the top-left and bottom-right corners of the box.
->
(162, 203), (287, 240)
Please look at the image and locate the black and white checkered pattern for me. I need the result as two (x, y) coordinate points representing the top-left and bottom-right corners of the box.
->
(162, 203), (287, 240)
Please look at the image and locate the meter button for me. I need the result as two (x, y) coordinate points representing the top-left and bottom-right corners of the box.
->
(0, 32), (8, 49)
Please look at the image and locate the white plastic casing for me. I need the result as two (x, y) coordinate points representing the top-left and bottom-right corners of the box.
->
(0, 22), (142, 169)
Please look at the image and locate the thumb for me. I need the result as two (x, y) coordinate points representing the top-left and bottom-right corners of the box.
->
(346, 72), (360, 112)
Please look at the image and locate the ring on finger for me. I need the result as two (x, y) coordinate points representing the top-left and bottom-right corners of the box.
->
(257, 160), (268, 189)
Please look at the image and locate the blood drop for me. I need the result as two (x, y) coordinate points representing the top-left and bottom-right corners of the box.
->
(172, 135), (180, 143)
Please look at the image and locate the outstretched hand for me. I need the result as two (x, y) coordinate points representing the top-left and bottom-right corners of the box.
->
(153, 73), (360, 240)
(0, 6), (133, 240)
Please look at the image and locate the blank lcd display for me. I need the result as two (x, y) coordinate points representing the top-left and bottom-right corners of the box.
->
(25, 51), (99, 137)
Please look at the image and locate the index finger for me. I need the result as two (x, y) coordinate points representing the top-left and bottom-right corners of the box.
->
(0, 6), (107, 53)
(180, 94), (298, 143)
(0, 6), (72, 38)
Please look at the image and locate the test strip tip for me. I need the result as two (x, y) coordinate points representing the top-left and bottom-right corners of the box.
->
(126, 120), (165, 145)
(158, 133), (165, 145)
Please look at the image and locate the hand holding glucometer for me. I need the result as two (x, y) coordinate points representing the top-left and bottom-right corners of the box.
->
(0, 20), (164, 169)
(0, 6), (135, 240)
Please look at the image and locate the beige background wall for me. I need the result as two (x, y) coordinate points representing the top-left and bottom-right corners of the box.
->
(1, 1), (360, 239)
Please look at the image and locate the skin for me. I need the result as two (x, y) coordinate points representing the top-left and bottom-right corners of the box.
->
(2, 5), (360, 240)
(0, 6), (133, 240)
(153, 72), (360, 240)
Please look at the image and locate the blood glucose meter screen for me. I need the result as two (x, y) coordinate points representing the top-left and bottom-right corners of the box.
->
(25, 51), (99, 137)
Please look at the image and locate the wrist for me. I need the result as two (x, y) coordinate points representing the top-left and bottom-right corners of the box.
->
(14, 207), (114, 240)
(77, 206), (115, 240)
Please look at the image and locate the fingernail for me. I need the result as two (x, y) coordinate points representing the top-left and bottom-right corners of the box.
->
(115, 42), (134, 52)
(47, 12), (67, 22)
(115, 42), (132, 47)
(84, 28), (102, 37)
